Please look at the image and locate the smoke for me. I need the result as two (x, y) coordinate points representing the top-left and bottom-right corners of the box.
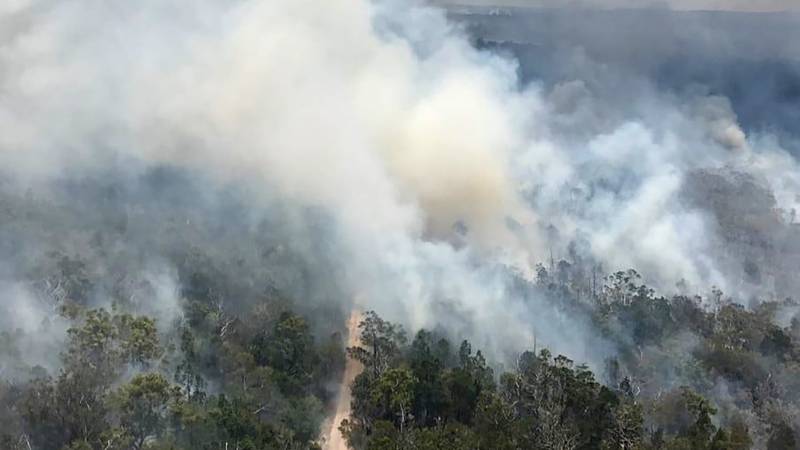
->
(0, 0), (799, 369)
(0, 282), (69, 378)
(435, 0), (800, 12)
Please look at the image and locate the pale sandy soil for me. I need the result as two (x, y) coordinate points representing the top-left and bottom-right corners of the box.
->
(320, 311), (364, 450)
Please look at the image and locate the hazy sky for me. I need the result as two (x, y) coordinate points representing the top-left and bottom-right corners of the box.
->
(434, 0), (800, 12)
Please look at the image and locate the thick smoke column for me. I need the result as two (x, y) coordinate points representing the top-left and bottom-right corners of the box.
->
(1, 0), (799, 366)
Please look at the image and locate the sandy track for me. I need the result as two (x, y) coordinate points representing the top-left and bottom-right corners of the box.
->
(321, 311), (364, 450)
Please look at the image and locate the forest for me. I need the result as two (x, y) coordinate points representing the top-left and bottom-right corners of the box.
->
(1, 173), (799, 449)
(339, 274), (800, 450)
(2, 0), (800, 449)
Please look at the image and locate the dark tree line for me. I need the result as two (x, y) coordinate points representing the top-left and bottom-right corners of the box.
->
(340, 309), (769, 450)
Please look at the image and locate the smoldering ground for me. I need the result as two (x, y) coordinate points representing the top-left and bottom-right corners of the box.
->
(0, 0), (799, 375)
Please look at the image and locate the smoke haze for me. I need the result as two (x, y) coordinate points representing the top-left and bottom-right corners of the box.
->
(435, 0), (800, 12)
(1, 0), (799, 370)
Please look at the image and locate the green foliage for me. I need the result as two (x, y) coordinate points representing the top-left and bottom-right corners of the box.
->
(473, 392), (518, 450)
(4, 289), (343, 450)
(343, 311), (770, 450)
(372, 368), (416, 432)
(115, 315), (163, 368)
(5, 245), (800, 450)
(65, 309), (120, 381)
(406, 423), (476, 450)
(110, 373), (179, 449)
(251, 311), (319, 394)
(64, 309), (163, 386)
(20, 372), (110, 449)
(348, 311), (407, 379)
(682, 388), (717, 448)
(346, 314), (635, 450)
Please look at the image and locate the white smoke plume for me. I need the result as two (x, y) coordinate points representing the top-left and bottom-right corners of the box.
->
(1, 0), (798, 364)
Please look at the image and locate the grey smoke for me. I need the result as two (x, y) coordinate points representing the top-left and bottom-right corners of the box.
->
(435, 0), (800, 12)
(0, 0), (798, 371)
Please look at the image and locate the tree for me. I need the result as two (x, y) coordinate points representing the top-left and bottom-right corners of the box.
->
(17, 310), (154, 449)
(64, 309), (163, 385)
(726, 419), (753, 450)
(407, 423), (476, 450)
(65, 309), (120, 384)
(408, 331), (447, 426)
(20, 372), (110, 450)
(682, 388), (717, 449)
(251, 311), (318, 394)
(502, 350), (620, 450)
(603, 399), (643, 450)
(372, 368), (416, 434)
(348, 311), (407, 379)
(174, 326), (207, 401)
(767, 421), (797, 450)
(110, 373), (178, 450)
(442, 366), (482, 425)
(473, 392), (518, 450)
(114, 314), (162, 368)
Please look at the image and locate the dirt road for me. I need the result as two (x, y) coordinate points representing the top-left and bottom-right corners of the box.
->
(320, 311), (363, 450)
